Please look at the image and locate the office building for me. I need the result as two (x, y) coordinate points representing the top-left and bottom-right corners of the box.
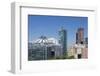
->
(58, 27), (67, 57)
(76, 28), (84, 44)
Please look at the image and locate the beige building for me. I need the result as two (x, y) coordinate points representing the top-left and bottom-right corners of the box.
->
(68, 47), (75, 57)
(68, 44), (88, 59)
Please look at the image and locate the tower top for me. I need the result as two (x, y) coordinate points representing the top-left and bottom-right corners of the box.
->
(59, 26), (65, 31)
(78, 27), (84, 31)
(61, 26), (64, 30)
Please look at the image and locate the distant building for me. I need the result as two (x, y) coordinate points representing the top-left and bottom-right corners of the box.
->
(85, 37), (88, 44)
(82, 48), (88, 58)
(68, 27), (88, 59)
(68, 47), (75, 57)
(76, 28), (84, 44)
(28, 36), (63, 60)
(76, 32), (78, 44)
(85, 37), (88, 48)
(68, 44), (87, 59)
(74, 44), (85, 59)
(58, 27), (67, 56)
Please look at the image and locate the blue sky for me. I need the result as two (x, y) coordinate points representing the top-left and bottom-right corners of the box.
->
(28, 15), (88, 47)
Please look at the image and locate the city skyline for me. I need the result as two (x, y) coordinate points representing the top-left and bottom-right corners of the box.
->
(28, 15), (88, 47)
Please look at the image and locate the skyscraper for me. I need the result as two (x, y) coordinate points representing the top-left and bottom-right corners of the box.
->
(85, 37), (88, 48)
(85, 37), (88, 44)
(76, 32), (78, 44)
(76, 28), (84, 44)
(59, 27), (67, 57)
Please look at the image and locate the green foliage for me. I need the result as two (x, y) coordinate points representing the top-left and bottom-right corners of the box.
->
(67, 56), (75, 59)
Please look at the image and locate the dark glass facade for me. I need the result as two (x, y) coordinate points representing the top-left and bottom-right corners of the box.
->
(59, 27), (67, 57)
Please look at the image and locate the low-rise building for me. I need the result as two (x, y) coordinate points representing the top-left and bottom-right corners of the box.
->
(68, 43), (88, 59)
(28, 36), (63, 60)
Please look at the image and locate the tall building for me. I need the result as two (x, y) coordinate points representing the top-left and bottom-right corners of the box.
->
(59, 27), (67, 57)
(72, 27), (88, 59)
(85, 37), (88, 48)
(76, 28), (84, 44)
(76, 32), (78, 44)
(85, 37), (88, 44)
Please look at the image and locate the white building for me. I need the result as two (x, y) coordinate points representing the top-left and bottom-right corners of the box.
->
(68, 43), (87, 59)
(28, 36), (63, 60)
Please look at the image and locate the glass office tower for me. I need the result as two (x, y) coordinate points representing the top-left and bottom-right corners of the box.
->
(59, 27), (67, 58)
